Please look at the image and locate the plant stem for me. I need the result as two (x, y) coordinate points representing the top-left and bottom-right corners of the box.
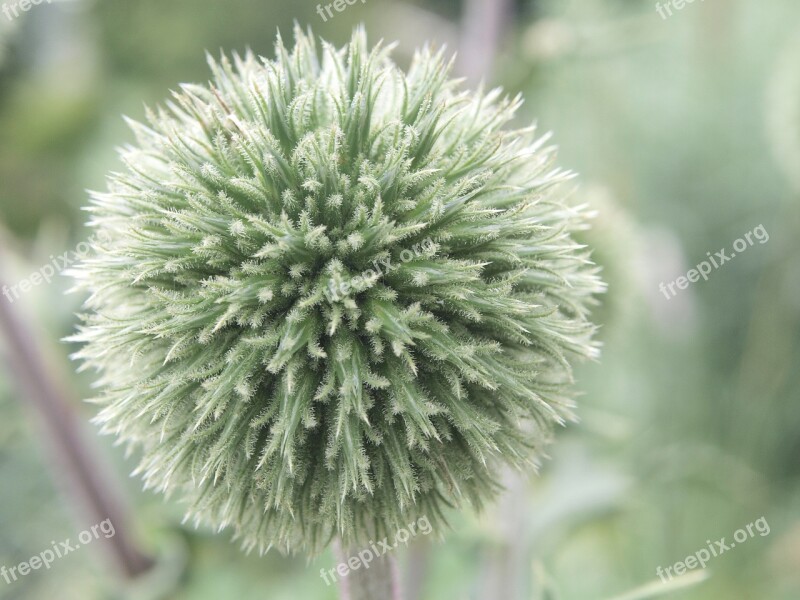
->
(0, 260), (154, 579)
(335, 539), (402, 600)
(457, 0), (514, 83)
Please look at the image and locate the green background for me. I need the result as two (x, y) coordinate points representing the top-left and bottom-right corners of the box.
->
(1, 0), (799, 598)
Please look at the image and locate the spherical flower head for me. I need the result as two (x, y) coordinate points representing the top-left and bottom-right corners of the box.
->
(70, 27), (604, 555)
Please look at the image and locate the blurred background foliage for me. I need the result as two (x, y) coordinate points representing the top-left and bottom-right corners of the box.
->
(1, 0), (799, 598)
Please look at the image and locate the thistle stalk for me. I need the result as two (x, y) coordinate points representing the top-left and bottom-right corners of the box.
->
(335, 540), (402, 600)
(0, 259), (153, 579)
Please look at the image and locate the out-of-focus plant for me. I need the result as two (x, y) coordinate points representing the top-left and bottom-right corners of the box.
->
(767, 28), (800, 194)
(69, 26), (603, 596)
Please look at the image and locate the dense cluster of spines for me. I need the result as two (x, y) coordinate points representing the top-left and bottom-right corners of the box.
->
(70, 27), (604, 555)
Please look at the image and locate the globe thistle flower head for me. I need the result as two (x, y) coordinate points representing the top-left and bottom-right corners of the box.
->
(70, 27), (604, 555)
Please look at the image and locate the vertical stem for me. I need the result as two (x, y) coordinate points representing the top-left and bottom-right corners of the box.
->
(404, 539), (430, 600)
(457, 0), (514, 83)
(0, 262), (154, 579)
(335, 539), (402, 600)
(479, 466), (530, 600)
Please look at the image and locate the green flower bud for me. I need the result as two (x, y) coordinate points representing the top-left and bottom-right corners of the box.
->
(70, 27), (604, 555)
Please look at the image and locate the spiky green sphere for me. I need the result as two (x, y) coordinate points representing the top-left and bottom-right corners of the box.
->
(71, 28), (604, 555)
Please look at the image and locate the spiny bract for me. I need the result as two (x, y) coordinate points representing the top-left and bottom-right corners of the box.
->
(70, 27), (604, 555)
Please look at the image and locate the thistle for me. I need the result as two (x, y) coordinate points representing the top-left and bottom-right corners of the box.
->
(70, 27), (604, 556)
